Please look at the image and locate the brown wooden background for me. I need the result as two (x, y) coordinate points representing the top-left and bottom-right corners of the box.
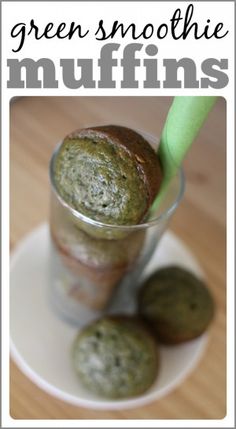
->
(10, 96), (226, 419)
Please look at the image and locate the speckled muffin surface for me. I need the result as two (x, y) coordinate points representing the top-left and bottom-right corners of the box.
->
(53, 125), (162, 225)
(138, 266), (215, 344)
(72, 316), (159, 398)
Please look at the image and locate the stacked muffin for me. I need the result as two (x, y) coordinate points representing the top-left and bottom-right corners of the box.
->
(51, 125), (162, 309)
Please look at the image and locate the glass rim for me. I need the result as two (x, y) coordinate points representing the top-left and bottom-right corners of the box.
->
(49, 138), (185, 231)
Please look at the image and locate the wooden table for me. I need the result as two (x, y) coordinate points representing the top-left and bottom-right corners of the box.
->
(10, 96), (226, 420)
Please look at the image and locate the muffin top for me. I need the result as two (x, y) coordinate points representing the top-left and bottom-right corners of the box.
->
(138, 266), (215, 344)
(53, 125), (162, 225)
(72, 316), (159, 398)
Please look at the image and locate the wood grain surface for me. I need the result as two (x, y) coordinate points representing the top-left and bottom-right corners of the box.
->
(10, 96), (226, 420)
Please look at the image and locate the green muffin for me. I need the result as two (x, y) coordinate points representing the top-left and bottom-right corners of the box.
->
(53, 125), (162, 226)
(138, 266), (215, 344)
(51, 213), (145, 270)
(50, 213), (145, 310)
(72, 316), (159, 398)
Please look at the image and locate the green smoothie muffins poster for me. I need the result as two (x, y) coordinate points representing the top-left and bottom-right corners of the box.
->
(1, 1), (235, 427)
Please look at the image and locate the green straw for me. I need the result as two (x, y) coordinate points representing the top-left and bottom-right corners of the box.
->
(150, 96), (217, 214)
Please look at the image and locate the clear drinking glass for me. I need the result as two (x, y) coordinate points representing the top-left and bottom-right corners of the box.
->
(49, 132), (185, 326)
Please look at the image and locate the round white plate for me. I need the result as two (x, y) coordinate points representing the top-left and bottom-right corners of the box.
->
(10, 223), (208, 410)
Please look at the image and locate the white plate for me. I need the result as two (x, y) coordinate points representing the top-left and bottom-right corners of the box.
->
(10, 223), (208, 410)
